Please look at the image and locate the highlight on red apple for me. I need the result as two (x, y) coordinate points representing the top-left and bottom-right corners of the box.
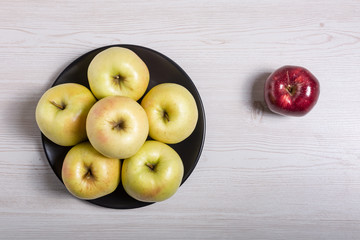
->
(264, 65), (320, 117)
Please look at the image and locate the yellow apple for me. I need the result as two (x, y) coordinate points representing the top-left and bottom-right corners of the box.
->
(35, 83), (96, 146)
(87, 47), (150, 100)
(86, 96), (149, 159)
(122, 140), (184, 202)
(141, 83), (198, 144)
(62, 142), (121, 200)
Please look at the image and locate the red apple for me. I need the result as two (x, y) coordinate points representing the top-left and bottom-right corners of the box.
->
(264, 65), (320, 117)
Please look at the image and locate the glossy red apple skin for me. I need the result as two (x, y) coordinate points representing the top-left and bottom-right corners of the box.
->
(264, 65), (320, 117)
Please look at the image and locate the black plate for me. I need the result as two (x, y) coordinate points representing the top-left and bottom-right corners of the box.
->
(42, 44), (206, 209)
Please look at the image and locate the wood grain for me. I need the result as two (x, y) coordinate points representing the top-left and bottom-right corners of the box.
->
(1, 0), (360, 239)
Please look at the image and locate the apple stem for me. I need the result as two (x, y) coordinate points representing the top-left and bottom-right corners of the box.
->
(50, 100), (65, 110)
(113, 74), (125, 88)
(145, 162), (155, 171)
(286, 85), (296, 96)
(285, 71), (296, 95)
(112, 120), (125, 130)
(163, 111), (170, 122)
(84, 170), (93, 180)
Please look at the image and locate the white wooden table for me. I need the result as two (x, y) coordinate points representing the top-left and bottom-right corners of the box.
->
(1, 0), (360, 239)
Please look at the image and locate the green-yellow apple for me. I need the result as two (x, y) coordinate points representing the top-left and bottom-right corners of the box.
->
(141, 83), (198, 144)
(122, 140), (184, 202)
(62, 142), (121, 200)
(35, 83), (96, 146)
(87, 47), (150, 101)
(86, 96), (149, 159)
